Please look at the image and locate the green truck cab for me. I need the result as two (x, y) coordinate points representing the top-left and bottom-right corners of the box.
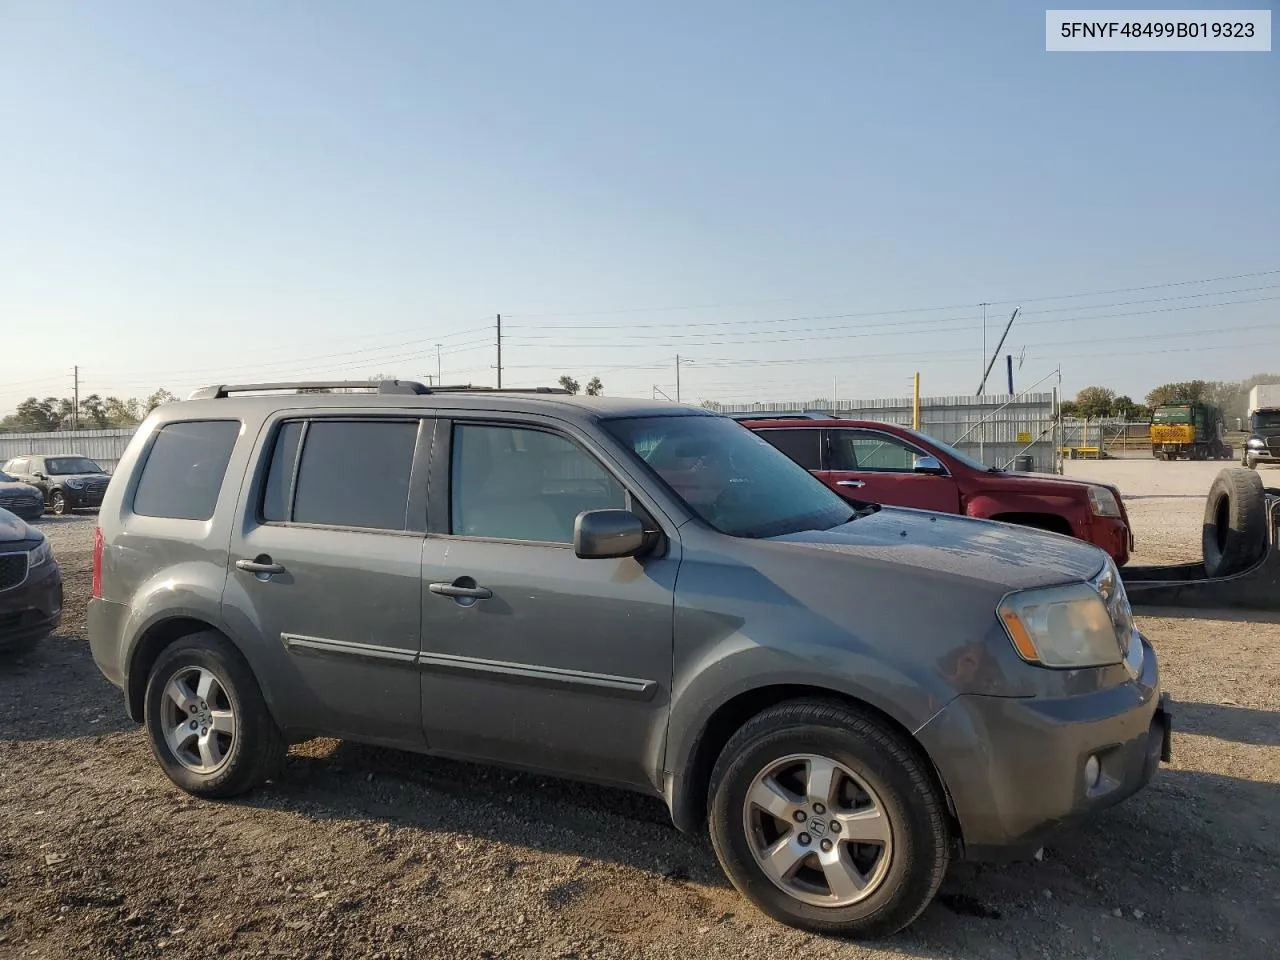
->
(1149, 402), (1232, 461)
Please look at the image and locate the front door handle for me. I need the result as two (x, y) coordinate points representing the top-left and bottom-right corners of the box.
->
(429, 579), (493, 601)
(836, 479), (866, 488)
(236, 557), (286, 575)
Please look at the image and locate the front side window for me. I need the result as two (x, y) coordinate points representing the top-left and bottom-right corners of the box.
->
(605, 415), (853, 539)
(133, 420), (241, 521)
(755, 428), (823, 470)
(46, 457), (104, 475)
(451, 424), (626, 543)
(829, 430), (923, 473)
(267, 420), (418, 531)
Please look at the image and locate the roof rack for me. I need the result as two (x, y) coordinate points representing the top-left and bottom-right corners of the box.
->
(186, 381), (570, 400)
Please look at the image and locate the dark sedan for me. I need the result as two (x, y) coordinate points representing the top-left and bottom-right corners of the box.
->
(0, 507), (62, 656)
(0, 471), (45, 520)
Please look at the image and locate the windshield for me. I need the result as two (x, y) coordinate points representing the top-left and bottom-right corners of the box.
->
(605, 415), (855, 538)
(1253, 411), (1280, 431)
(893, 426), (994, 472)
(1153, 406), (1192, 424)
(45, 457), (104, 475)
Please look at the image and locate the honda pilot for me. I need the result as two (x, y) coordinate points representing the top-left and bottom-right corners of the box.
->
(88, 381), (1171, 938)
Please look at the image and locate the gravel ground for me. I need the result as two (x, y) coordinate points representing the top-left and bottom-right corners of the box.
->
(2, 488), (1278, 960)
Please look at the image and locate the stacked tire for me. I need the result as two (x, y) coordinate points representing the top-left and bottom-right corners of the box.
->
(1202, 469), (1268, 577)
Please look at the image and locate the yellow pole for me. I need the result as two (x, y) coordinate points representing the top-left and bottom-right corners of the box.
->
(912, 372), (920, 429)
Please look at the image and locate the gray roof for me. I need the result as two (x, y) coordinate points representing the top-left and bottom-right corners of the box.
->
(175, 387), (713, 423)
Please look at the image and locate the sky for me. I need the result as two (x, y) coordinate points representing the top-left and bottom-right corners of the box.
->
(1, 1), (1277, 414)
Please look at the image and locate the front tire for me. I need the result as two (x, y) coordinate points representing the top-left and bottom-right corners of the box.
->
(50, 491), (70, 515)
(708, 700), (950, 938)
(143, 631), (287, 798)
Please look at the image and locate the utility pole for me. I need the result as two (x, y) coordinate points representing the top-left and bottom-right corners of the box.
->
(495, 315), (503, 388)
(675, 355), (681, 402)
(912, 372), (921, 430)
(72, 365), (80, 432)
(435, 344), (442, 386)
(979, 303), (989, 396)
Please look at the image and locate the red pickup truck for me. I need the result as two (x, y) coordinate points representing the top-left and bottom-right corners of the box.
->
(743, 418), (1133, 565)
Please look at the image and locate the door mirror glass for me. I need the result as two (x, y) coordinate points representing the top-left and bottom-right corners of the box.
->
(574, 509), (647, 559)
(913, 454), (944, 475)
(33, 472), (46, 480)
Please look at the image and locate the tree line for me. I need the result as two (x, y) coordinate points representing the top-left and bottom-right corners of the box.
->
(557, 375), (604, 396)
(0, 389), (179, 434)
(1063, 373), (1280, 422)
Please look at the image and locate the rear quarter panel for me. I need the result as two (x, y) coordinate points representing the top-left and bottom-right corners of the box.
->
(94, 409), (271, 706)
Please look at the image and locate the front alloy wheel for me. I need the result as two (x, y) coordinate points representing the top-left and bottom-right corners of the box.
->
(709, 700), (950, 938)
(51, 491), (70, 515)
(744, 754), (892, 906)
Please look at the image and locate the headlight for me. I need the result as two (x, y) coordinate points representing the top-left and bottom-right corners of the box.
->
(28, 539), (54, 568)
(1247, 437), (1266, 448)
(1094, 557), (1139, 649)
(65, 478), (84, 490)
(1087, 485), (1122, 517)
(998, 582), (1123, 668)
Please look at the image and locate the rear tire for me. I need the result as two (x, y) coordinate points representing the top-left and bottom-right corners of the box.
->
(708, 700), (949, 938)
(143, 631), (287, 798)
(1202, 468), (1267, 577)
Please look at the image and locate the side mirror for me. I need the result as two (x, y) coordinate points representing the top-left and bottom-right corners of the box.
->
(574, 509), (648, 559)
(33, 472), (46, 480)
(913, 455), (945, 476)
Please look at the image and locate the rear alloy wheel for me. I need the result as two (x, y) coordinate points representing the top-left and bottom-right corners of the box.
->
(144, 631), (287, 798)
(709, 700), (949, 938)
(50, 491), (70, 515)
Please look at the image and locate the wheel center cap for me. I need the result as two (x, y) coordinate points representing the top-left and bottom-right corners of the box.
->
(808, 817), (827, 838)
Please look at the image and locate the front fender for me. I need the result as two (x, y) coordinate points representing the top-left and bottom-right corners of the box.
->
(966, 493), (1087, 535)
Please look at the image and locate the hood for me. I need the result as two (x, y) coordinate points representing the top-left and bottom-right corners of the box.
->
(772, 507), (1106, 592)
(990, 470), (1114, 492)
(0, 479), (42, 495)
(0, 508), (38, 543)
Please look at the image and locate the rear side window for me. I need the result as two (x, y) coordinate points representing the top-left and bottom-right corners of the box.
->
(756, 429), (823, 470)
(269, 420), (418, 531)
(133, 420), (241, 521)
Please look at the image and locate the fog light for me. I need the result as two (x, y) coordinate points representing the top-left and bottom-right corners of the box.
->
(1085, 754), (1101, 789)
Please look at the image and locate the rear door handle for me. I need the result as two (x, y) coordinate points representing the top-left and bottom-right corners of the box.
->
(429, 580), (493, 600)
(836, 480), (865, 488)
(236, 558), (286, 575)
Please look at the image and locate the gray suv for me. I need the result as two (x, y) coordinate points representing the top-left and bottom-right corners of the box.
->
(88, 381), (1171, 938)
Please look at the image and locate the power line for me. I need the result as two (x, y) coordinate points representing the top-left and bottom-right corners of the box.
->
(502, 292), (1280, 349)
(501, 267), (1280, 327)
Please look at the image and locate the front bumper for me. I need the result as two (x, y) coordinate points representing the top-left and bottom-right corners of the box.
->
(918, 636), (1169, 860)
(0, 561), (63, 649)
(1088, 516), (1131, 566)
(61, 487), (106, 509)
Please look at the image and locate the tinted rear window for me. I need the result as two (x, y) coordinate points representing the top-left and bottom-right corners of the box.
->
(133, 420), (241, 521)
(756, 428), (823, 470)
(289, 420), (417, 530)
